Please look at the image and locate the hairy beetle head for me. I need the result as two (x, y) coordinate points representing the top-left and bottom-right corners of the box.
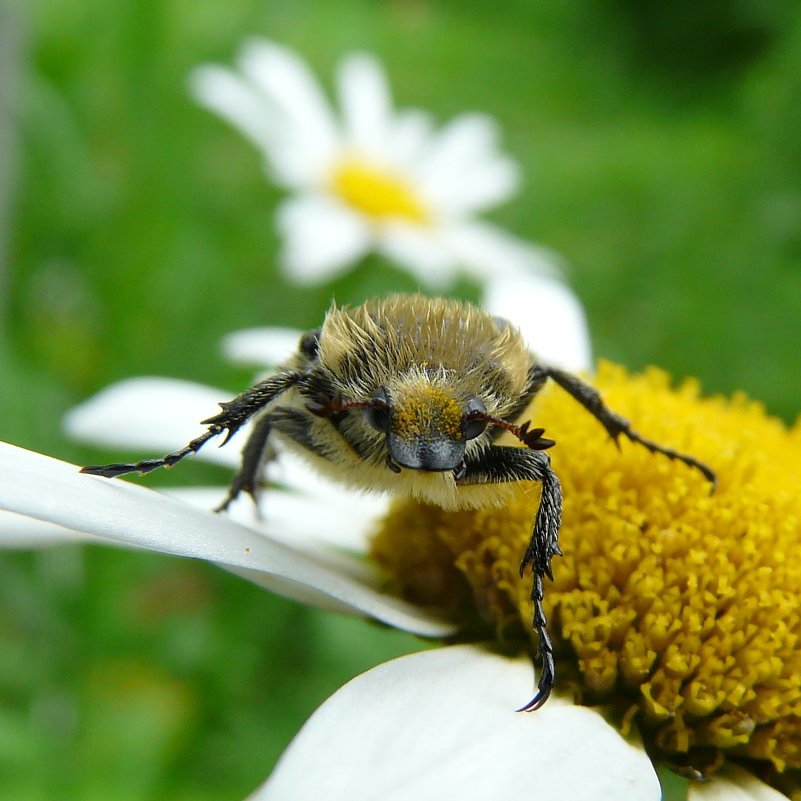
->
(364, 380), (488, 473)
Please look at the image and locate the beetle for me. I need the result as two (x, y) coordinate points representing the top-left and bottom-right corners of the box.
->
(82, 294), (716, 710)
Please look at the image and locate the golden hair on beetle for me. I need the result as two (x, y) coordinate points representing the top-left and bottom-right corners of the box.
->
(318, 294), (531, 417)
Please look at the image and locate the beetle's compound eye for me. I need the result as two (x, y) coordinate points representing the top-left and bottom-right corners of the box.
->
(299, 327), (321, 359)
(365, 387), (391, 433)
(464, 396), (488, 440)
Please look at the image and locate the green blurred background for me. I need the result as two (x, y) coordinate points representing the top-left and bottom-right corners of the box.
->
(1, 0), (800, 798)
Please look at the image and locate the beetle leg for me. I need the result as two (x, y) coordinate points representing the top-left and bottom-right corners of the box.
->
(458, 445), (563, 710)
(533, 363), (717, 488)
(81, 370), (302, 480)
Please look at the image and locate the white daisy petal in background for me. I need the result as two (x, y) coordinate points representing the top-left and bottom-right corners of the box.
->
(187, 66), (278, 157)
(376, 221), (456, 287)
(190, 38), (562, 287)
(336, 53), (393, 154)
(221, 325), (302, 368)
(414, 113), (519, 214)
(386, 108), (434, 166)
(444, 218), (561, 284)
(63, 376), (244, 468)
(275, 193), (372, 283)
(238, 38), (338, 186)
(483, 272), (593, 371)
(251, 645), (661, 801)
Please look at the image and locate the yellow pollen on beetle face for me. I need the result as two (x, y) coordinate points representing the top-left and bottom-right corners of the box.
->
(371, 361), (801, 787)
(329, 158), (430, 224)
(392, 386), (463, 440)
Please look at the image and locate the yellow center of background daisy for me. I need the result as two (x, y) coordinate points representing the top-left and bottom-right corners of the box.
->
(330, 158), (430, 224)
(371, 362), (801, 788)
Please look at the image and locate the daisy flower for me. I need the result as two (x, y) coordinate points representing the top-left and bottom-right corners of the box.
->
(2, 284), (796, 799)
(190, 38), (559, 288)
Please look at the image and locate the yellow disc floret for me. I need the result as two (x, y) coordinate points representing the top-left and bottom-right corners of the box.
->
(371, 361), (801, 782)
(330, 158), (430, 224)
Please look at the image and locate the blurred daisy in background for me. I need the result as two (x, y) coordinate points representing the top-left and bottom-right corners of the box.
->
(192, 37), (591, 372)
(191, 38), (559, 288)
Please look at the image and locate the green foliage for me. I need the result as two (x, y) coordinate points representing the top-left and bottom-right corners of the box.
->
(3, 1), (801, 798)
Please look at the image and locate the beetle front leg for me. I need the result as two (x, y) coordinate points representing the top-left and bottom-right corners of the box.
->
(81, 370), (302, 481)
(458, 445), (563, 710)
(534, 363), (717, 488)
(215, 413), (275, 512)
(217, 404), (337, 512)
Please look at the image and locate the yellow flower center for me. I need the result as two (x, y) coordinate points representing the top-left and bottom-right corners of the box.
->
(329, 158), (430, 224)
(371, 362), (801, 786)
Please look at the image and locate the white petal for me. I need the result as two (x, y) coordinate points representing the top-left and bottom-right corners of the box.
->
(63, 377), (244, 468)
(252, 645), (660, 801)
(377, 222), (458, 288)
(238, 38), (339, 177)
(274, 451), (390, 513)
(441, 219), (562, 284)
(420, 113), (504, 171)
(190, 66), (278, 161)
(277, 194), (371, 284)
(386, 108), (434, 167)
(438, 155), (520, 215)
(688, 765), (790, 801)
(483, 273), (593, 372)
(336, 53), (393, 155)
(190, 66), (317, 189)
(258, 489), (383, 556)
(269, 452), (390, 552)
(0, 443), (456, 637)
(417, 113), (519, 212)
(165, 488), (380, 587)
(221, 327), (303, 368)
(167, 485), (383, 558)
(0, 510), (110, 548)
(0, 477), (381, 562)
